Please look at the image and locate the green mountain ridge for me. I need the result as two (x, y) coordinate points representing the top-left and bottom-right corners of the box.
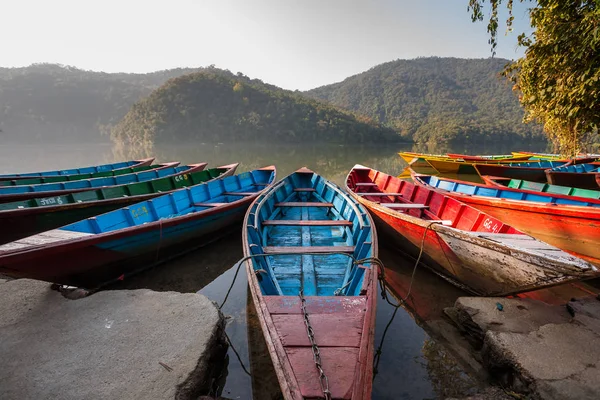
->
(305, 57), (545, 145)
(110, 70), (401, 146)
(0, 63), (209, 142)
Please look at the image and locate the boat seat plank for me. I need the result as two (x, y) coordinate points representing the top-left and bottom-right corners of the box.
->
(275, 202), (333, 207)
(262, 220), (352, 226)
(264, 296), (367, 315)
(272, 314), (363, 347)
(223, 192), (255, 196)
(286, 347), (359, 400)
(294, 188), (316, 192)
(263, 246), (355, 254)
(380, 203), (429, 209)
(357, 193), (404, 196)
(193, 202), (228, 207)
(354, 183), (377, 186)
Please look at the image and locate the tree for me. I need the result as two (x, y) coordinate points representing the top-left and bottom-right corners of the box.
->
(469, 0), (600, 156)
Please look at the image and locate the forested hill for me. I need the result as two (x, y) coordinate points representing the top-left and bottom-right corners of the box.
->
(0, 64), (207, 143)
(110, 71), (401, 146)
(305, 57), (545, 145)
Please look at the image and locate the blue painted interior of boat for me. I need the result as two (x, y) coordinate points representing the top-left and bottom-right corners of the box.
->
(62, 168), (275, 234)
(0, 160), (142, 179)
(550, 163), (600, 173)
(505, 161), (565, 168)
(245, 170), (375, 297)
(420, 175), (600, 207)
(0, 165), (193, 195)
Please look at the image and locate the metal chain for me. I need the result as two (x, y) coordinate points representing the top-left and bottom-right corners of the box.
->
(299, 289), (331, 400)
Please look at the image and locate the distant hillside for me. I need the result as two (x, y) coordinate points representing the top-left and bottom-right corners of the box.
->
(110, 70), (402, 146)
(0, 64), (208, 143)
(305, 57), (545, 145)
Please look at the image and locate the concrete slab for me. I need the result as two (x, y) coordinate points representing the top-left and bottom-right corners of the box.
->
(450, 296), (600, 400)
(0, 279), (226, 400)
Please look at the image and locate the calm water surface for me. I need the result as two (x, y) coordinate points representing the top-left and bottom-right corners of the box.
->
(0, 141), (547, 399)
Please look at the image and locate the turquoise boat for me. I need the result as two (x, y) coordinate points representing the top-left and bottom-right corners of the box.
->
(0, 164), (238, 245)
(0, 166), (276, 288)
(0, 158), (154, 181)
(244, 167), (377, 399)
(482, 176), (600, 199)
(0, 162), (187, 203)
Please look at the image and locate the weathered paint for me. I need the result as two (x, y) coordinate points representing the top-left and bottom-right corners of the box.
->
(346, 165), (598, 296)
(0, 164), (239, 244)
(244, 168), (377, 400)
(0, 167), (276, 288)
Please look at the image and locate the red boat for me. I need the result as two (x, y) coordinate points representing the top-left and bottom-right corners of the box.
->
(412, 173), (600, 267)
(345, 165), (597, 296)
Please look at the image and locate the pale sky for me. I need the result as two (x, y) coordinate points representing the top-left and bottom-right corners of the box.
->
(2, 0), (532, 90)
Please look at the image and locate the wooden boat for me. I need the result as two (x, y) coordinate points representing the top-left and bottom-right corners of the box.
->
(0, 166), (276, 288)
(0, 161), (187, 203)
(0, 158), (154, 181)
(0, 164), (238, 245)
(545, 163), (600, 189)
(345, 165), (597, 295)
(244, 167), (377, 400)
(399, 151), (447, 164)
(446, 153), (531, 162)
(427, 158), (567, 175)
(472, 160), (567, 182)
(412, 173), (600, 267)
(482, 176), (600, 199)
(513, 151), (600, 161)
(0, 162), (165, 187)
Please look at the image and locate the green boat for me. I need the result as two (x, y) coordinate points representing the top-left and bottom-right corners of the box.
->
(0, 163), (238, 245)
(482, 176), (600, 199)
(0, 163), (173, 187)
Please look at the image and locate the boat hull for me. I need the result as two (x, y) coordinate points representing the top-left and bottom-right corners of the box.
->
(474, 164), (550, 182)
(0, 200), (251, 288)
(0, 165), (236, 245)
(417, 191), (600, 267)
(546, 171), (600, 189)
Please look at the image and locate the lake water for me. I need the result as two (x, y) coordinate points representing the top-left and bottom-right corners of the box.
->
(0, 140), (547, 399)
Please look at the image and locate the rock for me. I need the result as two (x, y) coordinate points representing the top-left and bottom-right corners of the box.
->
(449, 296), (600, 400)
(444, 386), (515, 400)
(0, 279), (227, 400)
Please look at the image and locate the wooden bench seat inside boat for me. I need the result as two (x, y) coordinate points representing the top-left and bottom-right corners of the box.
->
(275, 202), (334, 207)
(381, 203), (429, 209)
(263, 245), (355, 254)
(262, 220), (353, 226)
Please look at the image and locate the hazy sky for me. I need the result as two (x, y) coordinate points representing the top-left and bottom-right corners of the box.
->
(3, 0), (532, 90)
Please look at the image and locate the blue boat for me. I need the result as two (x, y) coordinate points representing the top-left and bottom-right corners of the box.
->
(0, 166), (276, 288)
(414, 174), (600, 207)
(244, 167), (378, 400)
(546, 163), (600, 189)
(0, 161), (194, 203)
(474, 160), (567, 182)
(0, 158), (154, 181)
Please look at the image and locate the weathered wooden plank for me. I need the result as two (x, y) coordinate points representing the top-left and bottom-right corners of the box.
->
(381, 203), (429, 209)
(286, 347), (359, 399)
(263, 246), (355, 254)
(193, 202), (228, 207)
(357, 192), (404, 196)
(272, 314), (363, 347)
(294, 188), (316, 192)
(223, 192), (255, 196)
(262, 220), (352, 226)
(275, 202), (333, 207)
(264, 296), (367, 315)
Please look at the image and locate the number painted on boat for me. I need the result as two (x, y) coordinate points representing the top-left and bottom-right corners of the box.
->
(39, 197), (63, 206)
(174, 174), (188, 183)
(482, 218), (500, 233)
(131, 206), (149, 219)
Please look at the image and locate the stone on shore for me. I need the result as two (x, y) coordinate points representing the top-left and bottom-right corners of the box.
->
(447, 296), (600, 400)
(0, 279), (227, 400)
